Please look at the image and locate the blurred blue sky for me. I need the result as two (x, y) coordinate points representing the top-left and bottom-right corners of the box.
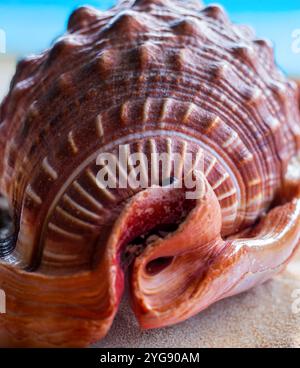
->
(0, 0), (300, 74)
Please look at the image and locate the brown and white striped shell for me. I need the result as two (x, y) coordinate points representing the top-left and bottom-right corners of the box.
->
(0, 0), (300, 347)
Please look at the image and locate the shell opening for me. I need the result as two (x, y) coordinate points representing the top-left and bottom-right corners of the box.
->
(122, 222), (180, 269)
(145, 256), (174, 275)
(161, 176), (176, 187)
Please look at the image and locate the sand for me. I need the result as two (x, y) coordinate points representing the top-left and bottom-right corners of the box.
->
(94, 250), (300, 348)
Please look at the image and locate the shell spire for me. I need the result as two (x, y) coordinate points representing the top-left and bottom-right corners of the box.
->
(0, 0), (300, 347)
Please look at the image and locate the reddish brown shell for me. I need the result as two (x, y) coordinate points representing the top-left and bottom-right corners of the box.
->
(0, 0), (300, 347)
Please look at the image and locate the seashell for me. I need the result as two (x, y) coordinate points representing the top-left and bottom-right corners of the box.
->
(0, 0), (300, 347)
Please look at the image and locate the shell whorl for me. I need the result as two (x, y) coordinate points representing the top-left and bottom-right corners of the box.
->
(0, 0), (300, 347)
(1, 0), (299, 269)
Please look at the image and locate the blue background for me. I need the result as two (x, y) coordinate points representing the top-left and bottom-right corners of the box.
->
(1, 0), (300, 74)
